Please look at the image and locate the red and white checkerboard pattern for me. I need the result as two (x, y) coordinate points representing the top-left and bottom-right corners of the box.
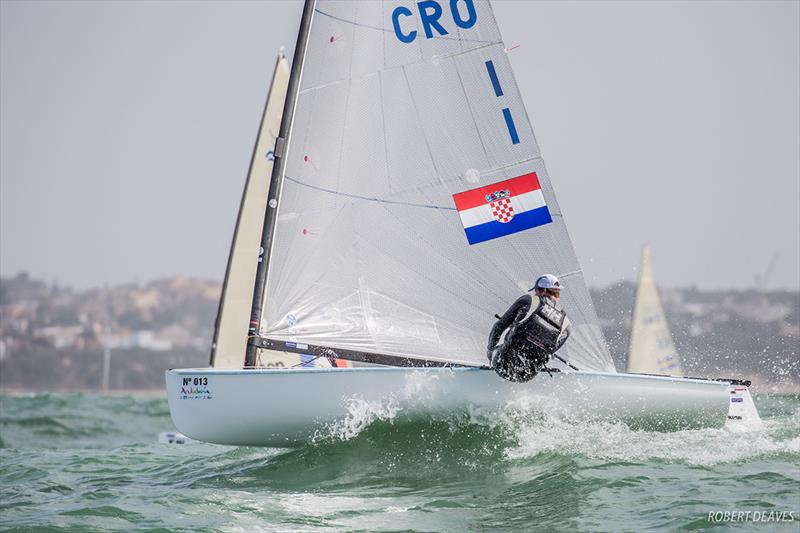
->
(490, 198), (514, 223)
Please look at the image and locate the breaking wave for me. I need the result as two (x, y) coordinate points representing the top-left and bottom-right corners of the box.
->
(310, 389), (800, 468)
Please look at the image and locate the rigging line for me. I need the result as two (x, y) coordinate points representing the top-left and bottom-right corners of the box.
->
(314, 8), (495, 44)
(558, 269), (584, 280)
(284, 176), (456, 210)
(432, 40), (502, 63)
(480, 155), (543, 174)
(291, 354), (326, 368)
(284, 197), (514, 313)
(283, 176), (564, 216)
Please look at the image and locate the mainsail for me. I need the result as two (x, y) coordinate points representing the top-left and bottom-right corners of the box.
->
(626, 246), (683, 375)
(210, 54), (290, 368)
(256, 0), (615, 372)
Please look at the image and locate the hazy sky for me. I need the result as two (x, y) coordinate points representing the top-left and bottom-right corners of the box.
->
(1, 0), (798, 290)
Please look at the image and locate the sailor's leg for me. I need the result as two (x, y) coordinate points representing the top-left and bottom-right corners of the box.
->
(492, 345), (537, 382)
(490, 345), (515, 381)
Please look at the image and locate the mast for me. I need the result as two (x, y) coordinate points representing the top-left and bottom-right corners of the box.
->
(245, 0), (316, 367)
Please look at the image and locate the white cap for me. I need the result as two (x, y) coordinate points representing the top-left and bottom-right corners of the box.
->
(533, 274), (563, 290)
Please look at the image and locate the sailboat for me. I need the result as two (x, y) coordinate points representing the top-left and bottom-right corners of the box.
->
(166, 0), (759, 446)
(626, 246), (683, 376)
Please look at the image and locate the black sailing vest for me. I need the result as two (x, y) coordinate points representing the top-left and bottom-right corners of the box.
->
(518, 296), (566, 353)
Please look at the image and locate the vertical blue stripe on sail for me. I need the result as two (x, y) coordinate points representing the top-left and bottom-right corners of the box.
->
(502, 108), (520, 144)
(485, 60), (503, 97)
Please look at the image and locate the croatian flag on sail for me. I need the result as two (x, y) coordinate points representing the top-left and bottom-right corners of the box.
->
(452, 173), (552, 245)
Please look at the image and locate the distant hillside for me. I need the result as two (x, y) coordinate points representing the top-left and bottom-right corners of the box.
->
(1, 272), (797, 392)
(1, 273), (219, 391)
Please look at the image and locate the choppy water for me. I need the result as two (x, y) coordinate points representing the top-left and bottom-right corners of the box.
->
(1, 392), (798, 532)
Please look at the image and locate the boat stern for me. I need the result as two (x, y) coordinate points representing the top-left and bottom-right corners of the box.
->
(725, 383), (763, 430)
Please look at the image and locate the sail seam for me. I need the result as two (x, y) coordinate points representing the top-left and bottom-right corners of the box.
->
(479, 156), (543, 174)
(284, 175), (456, 210)
(378, 72), (393, 195)
(401, 65), (445, 186)
(333, 2), (360, 210)
(453, 61), (490, 170)
(280, 177), (565, 215)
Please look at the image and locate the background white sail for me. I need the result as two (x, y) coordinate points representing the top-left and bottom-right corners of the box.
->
(260, 0), (614, 372)
(211, 54), (290, 368)
(626, 246), (683, 375)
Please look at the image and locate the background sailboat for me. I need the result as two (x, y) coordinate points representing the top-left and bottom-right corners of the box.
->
(626, 246), (683, 376)
(209, 52), (289, 369)
(166, 0), (758, 446)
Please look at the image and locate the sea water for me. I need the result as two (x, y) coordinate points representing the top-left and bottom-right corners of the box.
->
(1, 392), (798, 532)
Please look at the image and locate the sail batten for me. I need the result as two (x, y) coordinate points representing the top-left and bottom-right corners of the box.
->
(259, 0), (615, 372)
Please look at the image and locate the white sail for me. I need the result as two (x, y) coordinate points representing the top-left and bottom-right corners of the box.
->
(210, 54), (290, 368)
(166, 1), (760, 447)
(626, 246), (683, 375)
(258, 0), (614, 372)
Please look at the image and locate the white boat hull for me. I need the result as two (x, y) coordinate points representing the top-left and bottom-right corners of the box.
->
(166, 367), (738, 447)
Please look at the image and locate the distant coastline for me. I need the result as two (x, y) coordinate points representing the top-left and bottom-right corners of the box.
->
(2, 271), (797, 392)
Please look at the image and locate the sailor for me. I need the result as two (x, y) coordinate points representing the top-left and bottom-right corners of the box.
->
(487, 274), (572, 382)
